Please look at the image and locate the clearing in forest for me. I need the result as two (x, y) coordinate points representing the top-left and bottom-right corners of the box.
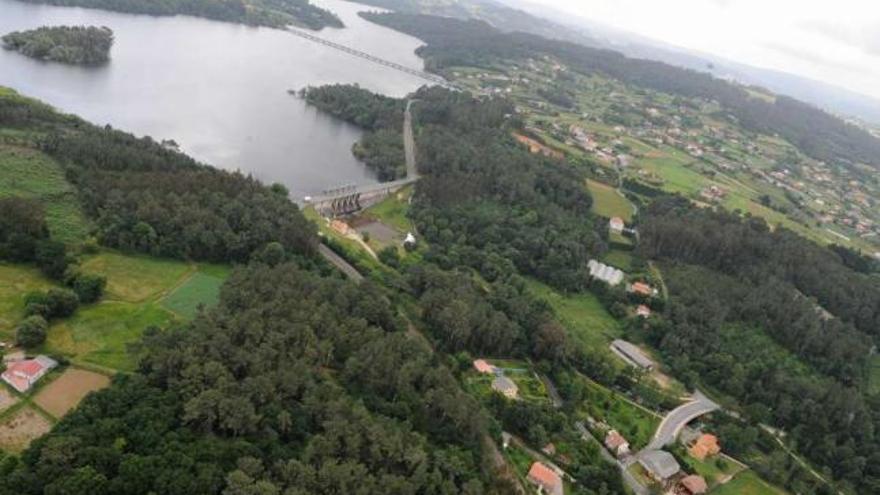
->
(0, 264), (56, 341)
(586, 179), (634, 222)
(0, 145), (90, 244)
(161, 266), (230, 319)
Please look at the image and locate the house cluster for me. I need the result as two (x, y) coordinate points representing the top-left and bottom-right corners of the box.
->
(639, 450), (710, 495)
(1, 354), (57, 393)
(473, 359), (519, 400)
(588, 259), (624, 287)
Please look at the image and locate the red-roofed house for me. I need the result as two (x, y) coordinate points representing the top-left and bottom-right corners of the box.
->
(604, 429), (630, 457)
(636, 305), (651, 318)
(527, 462), (564, 495)
(1, 355), (57, 393)
(473, 359), (494, 374)
(630, 282), (655, 297)
(609, 217), (625, 234)
(688, 434), (721, 460)
(679, 474), (708, 495)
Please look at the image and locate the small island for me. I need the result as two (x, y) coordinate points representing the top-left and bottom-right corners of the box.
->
(2, 25), (114, 65)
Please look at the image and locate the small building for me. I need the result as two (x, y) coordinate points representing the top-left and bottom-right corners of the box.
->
(688, 433), (721, 460)
(492, 375), (519, 399)
(611, 339), (655, 371)
(636, 305), (652, 318)
(527, 462), (564, 495)
(473, 359), (494, 374)
(679, 474), (708, 495)
(588, 259), (625, 287)
(629, 281), (657, 297)
(604, 429), (630, 457)
(542, 443), (557, 456)
(403, 232), (417, 248)
(609, 217), (625, 234)
(1, 355), (58, 393)
(639, 450), (680, 481)
(330, 219), (351, 235)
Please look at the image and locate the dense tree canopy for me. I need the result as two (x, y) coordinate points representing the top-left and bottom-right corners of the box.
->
(637, 198), (880, 493)
(2, 26), (114, 65)
(16, 0), (343, 30)
(0, 89), (317, 263)
(0, 263), (500, 494)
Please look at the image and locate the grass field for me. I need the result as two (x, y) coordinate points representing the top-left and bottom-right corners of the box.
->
(586, 179), (634, 222)
(161, 266), (230, 319)
(713, 470), (788, 495)
(580, 378), (660, 450)
(80, 252), (194, 303)
(0, 264), (56, 341)
(525, 279), (623, 354)
(602, 250), (634, 271)
(367, 185), (414, 233)
(33, 367), (110, 418)
(44, 301), (177, 371)
(0, 145), (90, 244)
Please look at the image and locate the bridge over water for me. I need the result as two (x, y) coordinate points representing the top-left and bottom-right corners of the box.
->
(303, 100), (420, 216)
(287, 28), (456, 89)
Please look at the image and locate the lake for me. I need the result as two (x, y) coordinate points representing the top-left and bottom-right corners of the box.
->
(0, 0), (427, 198)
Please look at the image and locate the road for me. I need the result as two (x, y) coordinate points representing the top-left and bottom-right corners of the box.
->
(644, 390), (719, 451)
(404, 100), (418, 180)
(318, 243), (363, 282)
(575, 422), (648, 495)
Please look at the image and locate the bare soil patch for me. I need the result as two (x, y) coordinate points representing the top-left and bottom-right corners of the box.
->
(0, 406), (52, 452)
(0, 388), (18, 413)
(33, 368), (111, 418)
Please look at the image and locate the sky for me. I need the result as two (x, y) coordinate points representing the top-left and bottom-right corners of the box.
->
(524, 0), (880, 100)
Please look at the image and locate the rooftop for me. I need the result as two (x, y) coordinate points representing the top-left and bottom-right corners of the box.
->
(639, 450), (680, 480)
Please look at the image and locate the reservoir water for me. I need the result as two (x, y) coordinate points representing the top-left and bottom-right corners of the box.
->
(0, 0), (427, 198)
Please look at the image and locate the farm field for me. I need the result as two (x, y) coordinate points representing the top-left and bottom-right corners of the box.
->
(0, 389), (18, 414)
(712, 470), (788, 495)
(44, 301), (176, 371)
(586, 179), (634, 222)
(33, 367), (111, 417)
(0, 144), (90, 244)
(0, 406), (52, 453)
(525, 278), (623, 354)
(161, 266), (230, 319)
(80, 252), (194, 303)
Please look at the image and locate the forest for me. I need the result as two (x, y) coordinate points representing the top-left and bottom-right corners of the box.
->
(637, 197), (880, 493)
(360, 13), (880, 172)
(0, 88), (317, 262)
(16, 0), (343, 30)
(307, 84), (605, 291)
(2, 25), (113, 65)
(0, 263), (501, 494)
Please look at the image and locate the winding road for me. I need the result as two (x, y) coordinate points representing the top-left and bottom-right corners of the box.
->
(643, 390), (719, 452)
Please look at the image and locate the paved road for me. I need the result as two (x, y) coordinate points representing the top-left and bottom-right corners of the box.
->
(318, 243), (363, 282)
(404, 100), (418, 180)
(644, 390), (719, 451)
(538, 373), (563, 408)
